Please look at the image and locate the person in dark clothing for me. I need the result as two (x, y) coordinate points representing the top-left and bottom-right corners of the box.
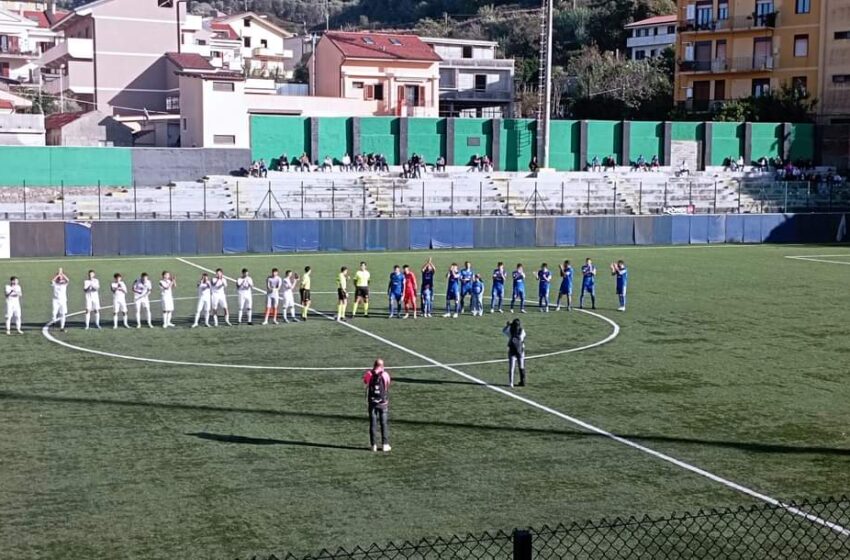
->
(502, 319), (527, 387)
(363, 358), (392, 452)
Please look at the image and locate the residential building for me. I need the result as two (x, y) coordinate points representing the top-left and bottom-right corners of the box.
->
(675, 0), (821, 111)
(422, 36), (514, 118)
(213, 12), (293, 79)
(818, 0), (850, 122)
(38, 0), (190, 117)
(625, 15), (677, 60)
(313, 31), (441, 118)
(45, 110), (132, 146)
(0, 4), (60, 82)
(0, 99), (44, 145)
(177, 71), (381, 148)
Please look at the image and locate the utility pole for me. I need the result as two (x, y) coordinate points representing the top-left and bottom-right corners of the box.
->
(325, 0), (330, 30)
(536, 0), (554, 169)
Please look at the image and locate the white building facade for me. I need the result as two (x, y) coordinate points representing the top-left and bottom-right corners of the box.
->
(625, 14), (677, 60)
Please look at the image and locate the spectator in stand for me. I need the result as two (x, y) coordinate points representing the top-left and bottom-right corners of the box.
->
(321, 156), (333, 172)
(341, 153), (352, 172)
(258, 159), (268, 178)
(278, 153), (290, 172)
(590, 155), (601, 172)
(250, 160), (260, 177)
(650, 155), (660, 170)
(529, 156), (539, 173)
(635, 154), (647, 171)
(435, 155), (446, 172)
(676, 160), (690, 177)
(736, 155), (744, 170)
(354, 153), (364, 172)
(411, 153), (423, 178)
(757, 156), (768, 172)
(481, 155), (492, 173)
(298, 153), (311, 172)
(378, 154), (389, 173)
(469, 154), (481, 172)
(604, 155), (616, 172)
(367, 153), (376, 171)
(402, 160), (412, 179)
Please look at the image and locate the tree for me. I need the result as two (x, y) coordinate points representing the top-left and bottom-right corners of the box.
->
(711, 84), (816, 123)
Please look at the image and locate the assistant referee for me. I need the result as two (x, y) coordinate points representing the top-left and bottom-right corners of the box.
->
(352, 261), (371, 317)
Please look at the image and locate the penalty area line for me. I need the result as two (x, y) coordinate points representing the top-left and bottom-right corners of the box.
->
(175, 257), (849, 536)
(784, 255), (850, 266)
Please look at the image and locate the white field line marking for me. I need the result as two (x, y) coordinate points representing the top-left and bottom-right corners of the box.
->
(177, 258), (850, 536)
(39, 286), (618, 371)
(11, 242), (806, 264)
(784, 255), (850, 266)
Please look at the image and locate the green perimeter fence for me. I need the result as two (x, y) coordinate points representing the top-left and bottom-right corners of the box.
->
(239, 495), (850, 559)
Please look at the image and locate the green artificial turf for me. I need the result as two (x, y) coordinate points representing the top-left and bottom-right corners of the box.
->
(0, 245), (849, 559)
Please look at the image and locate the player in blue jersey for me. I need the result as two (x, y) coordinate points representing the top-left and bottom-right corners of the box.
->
(470, 274), (485, 317)
(420, 257), (436, 318)
(387, 265), (405, 318)
(556, 259), (574, 311)
(579, 258), (596, 310)
(536, 263), (552, 312)
(510, 263), (526, 314)
(459, 261), (474, 314)
(443, 263), (461, 318)
(490, 261), (506, 313)
(611, 260), (628, 312)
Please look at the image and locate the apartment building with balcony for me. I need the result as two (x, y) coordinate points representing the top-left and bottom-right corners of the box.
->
(0, 4), (60, 82)
(313, 31), (441, 118)
(625, 14), (677, 60)
(421, 37), (514, 118)
(212, 12), (293, 79)
(675, 0), (821, 111)
(819, 1), (850, 122)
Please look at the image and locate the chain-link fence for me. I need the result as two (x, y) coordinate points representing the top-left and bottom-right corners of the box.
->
(239, 496), (850, 560)
(1, 178), (848, 221)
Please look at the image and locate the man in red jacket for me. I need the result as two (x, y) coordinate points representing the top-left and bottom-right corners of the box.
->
(363, 358), (392, 452)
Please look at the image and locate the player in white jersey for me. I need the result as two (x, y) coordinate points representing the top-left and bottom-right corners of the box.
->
(281, 270), (299, 323)
(51, 268), (69, 332)
(210, 268), (231, 327)
(133, 272), (153, 328)
(159, 271), (176, 328)
(236, 268), (254, 325)
(262, 268), (282, 325)
(111, 273), (130, 329)
(191, 272), (212, 328)
(83, 269), (101, 330)
(5, 276), (23, 335)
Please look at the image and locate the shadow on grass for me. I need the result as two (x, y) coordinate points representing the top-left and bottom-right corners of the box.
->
(393, 376), (507, 388)
(2, 390), (850, 457)
(187, 431), (366, 451)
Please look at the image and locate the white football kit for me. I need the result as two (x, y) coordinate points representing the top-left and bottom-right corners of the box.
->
(266, 276), (282, 308)
(52, 280), (68, 317)
(111, 280), (128, 313)
(84, 278), (101, 311)
(159, 278), (175, 312)
(236, 275), (254, 313)
(5, 284), (22, 321)
(193, 280), (212, 327)
(211, 276), (228, 311)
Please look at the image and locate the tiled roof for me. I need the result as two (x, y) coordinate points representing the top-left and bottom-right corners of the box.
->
(0, 100), (14, 110)
(22, 10), (49, 28)
(165, 52), (215, 71)
(45, 112), (84, 129)
(210, 21), (238, 40)
(625, 14), (677, 28)
(324, 32), (442, 62)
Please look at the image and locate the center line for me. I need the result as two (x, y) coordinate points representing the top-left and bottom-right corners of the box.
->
(174, 257), (849, 536)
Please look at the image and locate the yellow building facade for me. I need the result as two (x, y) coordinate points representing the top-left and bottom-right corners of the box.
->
(674, 0), (846, 119)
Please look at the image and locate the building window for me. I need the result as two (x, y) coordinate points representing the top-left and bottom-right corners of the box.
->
(182, 118), (187, 131)
(389, 38), (402, 46)
(243, 37), (251, 48)
(462, 45), (473, 58)
(833, 74), (850, 85)
(718, 3), (729, 19)
(635, 50), (646, 60)
(362, 37), (375, 45)
(214, 135), (236, 145)
(792, 76), (807, 94)
(196, 39), (207, 46)
(667, 25), (675, 34)
(166, 96), (180, 111)
(211, 50), (222, 58)
(260, 39), (268, 48)
(403, 84), (425, 107)
(439, 68), (456, 89)
(243, 17), (251, 27)
(795, 0), (810, 13)
(374, 84), (384, 100)
(835, 31), (850, 40)
(715, 80), (726, 100)
(653, 27), (658, 35)
(794, 35), (808, 57)
(158, 0), (174, 7)
(752, 78), (770, 97)
(474, 74), (487, 92)
(352, 81), (364, 89)
(212, 81), (235, 92)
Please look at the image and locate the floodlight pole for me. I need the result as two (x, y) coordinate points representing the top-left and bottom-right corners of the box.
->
(537, 0), (554, 169)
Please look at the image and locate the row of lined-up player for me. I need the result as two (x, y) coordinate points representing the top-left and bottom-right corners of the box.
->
(3, 258), (629, 335)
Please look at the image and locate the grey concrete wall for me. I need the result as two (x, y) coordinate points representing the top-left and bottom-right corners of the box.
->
(131, 148), (252, 186)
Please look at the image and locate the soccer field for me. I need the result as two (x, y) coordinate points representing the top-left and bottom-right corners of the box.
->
(1, 244), (849, 559)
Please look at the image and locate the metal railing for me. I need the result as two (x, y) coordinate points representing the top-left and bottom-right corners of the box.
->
(678, 56), (776, 73)
(0, 178), (846, 221)
(238, 495), (850, 559)
(679, 11), (777, 32)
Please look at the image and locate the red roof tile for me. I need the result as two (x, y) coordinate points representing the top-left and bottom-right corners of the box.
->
(625, 14), (677, 28)
(0, 100), (14, 110)
(324, 32), (442, 62)
(23, 10), (49, 28)
(165, 52), (215, 71)
(210, 21), (239, 41)
(45, 112), (84, 129)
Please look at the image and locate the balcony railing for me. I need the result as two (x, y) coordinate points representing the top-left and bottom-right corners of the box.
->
(38, 38), (93, 69)
(679, 11), (777, 33)
(439, 58), (515, 69)
(439, 88), (513, 102)
(251, 47), (293, 60)
(0, 46), (39, 57)
(678, 56), (776, 73)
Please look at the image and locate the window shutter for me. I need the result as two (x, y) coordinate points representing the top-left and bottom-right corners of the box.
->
(684, 43), (695, 61)
(365, 84), (374, 100)
(417, 85), (426, 107)
(686, 4), (696, 19)
(397, 85), (405, 115)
